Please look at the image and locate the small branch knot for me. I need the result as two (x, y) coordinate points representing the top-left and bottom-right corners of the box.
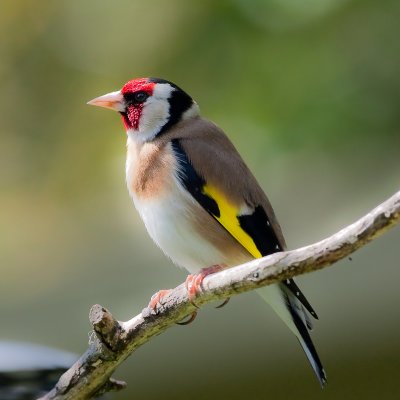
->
(89, 304), (124, 352)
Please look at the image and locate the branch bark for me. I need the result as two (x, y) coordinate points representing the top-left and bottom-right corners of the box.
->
(39, 190), (400, 400)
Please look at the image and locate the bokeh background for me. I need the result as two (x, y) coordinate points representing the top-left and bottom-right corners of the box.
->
(1, 0), (400, 399)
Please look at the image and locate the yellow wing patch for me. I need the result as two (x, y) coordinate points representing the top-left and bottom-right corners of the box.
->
(202, 184), (262, 258)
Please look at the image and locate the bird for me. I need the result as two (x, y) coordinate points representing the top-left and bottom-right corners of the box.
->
(87, 77), (327, 387)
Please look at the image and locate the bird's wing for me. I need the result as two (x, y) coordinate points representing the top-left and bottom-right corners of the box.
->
(169, 119), (317, 318)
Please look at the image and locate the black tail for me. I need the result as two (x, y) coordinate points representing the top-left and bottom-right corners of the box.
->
(287, 301), (327, 387)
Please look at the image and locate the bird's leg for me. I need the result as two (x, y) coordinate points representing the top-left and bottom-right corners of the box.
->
(148, 289), (172, 311)
(148, 289), (198, 325)
(148, 264), (227, 326)
(185, 264), (227, 307)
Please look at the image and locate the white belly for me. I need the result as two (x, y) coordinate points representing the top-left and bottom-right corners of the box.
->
(130, 179), (234, 273)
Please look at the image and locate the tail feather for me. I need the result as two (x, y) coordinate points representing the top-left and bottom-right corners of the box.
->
(283, 278), (319, 319)
(303, 305), (314, 330)
(287, 299), (327, 387)
(257, 284), (326, 387)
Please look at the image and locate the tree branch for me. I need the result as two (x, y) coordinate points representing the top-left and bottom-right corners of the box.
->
(39, 190), (400, 400)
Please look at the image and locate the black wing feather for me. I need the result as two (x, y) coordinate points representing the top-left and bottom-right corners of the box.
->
(171, 139), (220, 217)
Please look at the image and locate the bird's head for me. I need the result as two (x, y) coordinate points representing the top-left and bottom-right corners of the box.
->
(87, 77), (199, 142)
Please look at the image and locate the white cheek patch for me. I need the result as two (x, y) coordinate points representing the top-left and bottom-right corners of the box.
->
(139, 99), (170, 136)
(130, 84), (175, 143)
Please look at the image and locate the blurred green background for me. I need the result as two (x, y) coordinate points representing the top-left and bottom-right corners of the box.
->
(1, 0), (400, 399)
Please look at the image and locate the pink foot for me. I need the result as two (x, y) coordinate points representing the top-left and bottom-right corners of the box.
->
(148, 289), (198, 325)
(148, 289), (171, 311)
(185, 264), (226, 306)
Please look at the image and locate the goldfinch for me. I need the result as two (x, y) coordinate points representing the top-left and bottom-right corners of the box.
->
(88, 77), (327, 386)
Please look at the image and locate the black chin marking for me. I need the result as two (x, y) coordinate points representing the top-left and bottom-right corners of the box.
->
(149, 78), (194, 136)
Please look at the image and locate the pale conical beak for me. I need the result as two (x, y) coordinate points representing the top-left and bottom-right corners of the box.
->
(87, 90), (125, 112)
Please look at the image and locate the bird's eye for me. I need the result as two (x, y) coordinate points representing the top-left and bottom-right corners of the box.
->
(133, 91), (149, 103)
